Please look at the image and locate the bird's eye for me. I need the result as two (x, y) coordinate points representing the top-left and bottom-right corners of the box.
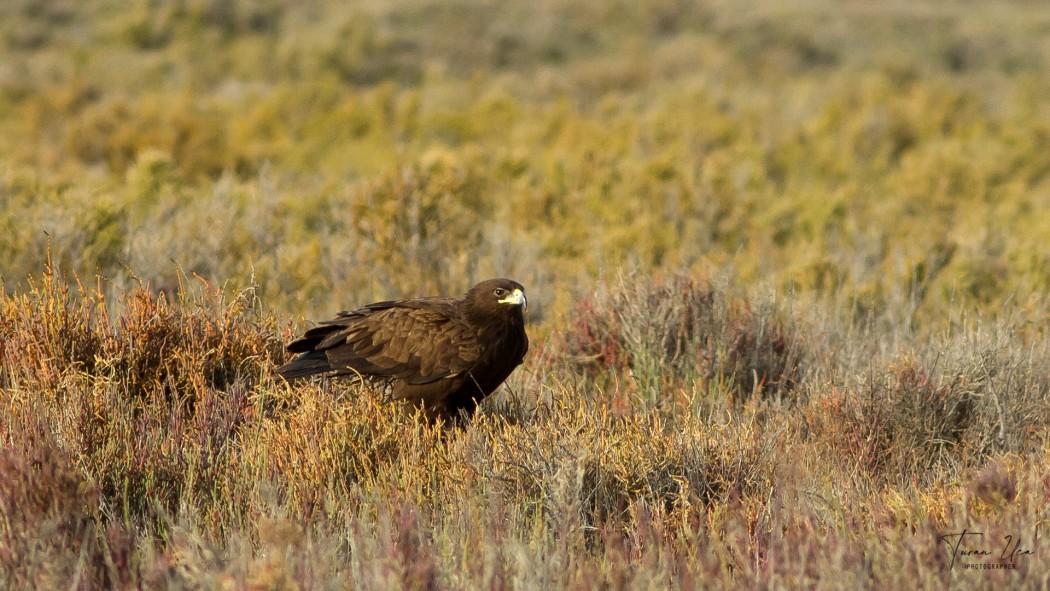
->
(493, 288), (507, 298)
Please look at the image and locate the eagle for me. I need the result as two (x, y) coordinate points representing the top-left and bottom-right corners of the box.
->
(276, 278), (529, 421)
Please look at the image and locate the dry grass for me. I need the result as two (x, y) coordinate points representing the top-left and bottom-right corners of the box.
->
(1, 268), (1048, 589)
(556, 272), (803, 403)
(3, 0), (1050, 588)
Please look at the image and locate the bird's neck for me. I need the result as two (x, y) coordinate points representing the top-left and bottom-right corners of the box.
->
(470, 310), (524, 341)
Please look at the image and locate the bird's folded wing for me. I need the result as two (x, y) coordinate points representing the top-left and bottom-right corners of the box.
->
(320, 306), (481, 384)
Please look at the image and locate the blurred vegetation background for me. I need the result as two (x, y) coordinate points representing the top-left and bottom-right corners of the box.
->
(3, 0), (1050, 329)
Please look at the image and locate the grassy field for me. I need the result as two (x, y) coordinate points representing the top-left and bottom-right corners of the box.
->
(1, 0), (1049, 588)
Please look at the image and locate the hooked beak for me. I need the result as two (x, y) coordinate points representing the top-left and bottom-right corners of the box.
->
(498, 288), (527, 310)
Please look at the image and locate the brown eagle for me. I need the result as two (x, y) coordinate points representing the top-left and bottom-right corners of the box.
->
(276, 278), (529, 421)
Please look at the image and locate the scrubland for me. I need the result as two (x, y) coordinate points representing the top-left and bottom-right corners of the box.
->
(1, 0), (1049, 589)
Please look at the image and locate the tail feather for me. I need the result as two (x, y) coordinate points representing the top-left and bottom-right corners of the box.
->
(276, 350), (333, 380)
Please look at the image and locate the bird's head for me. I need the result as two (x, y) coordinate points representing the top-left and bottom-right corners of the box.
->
(466, 278), (528, 320)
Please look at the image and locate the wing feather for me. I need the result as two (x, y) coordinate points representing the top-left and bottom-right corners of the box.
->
(318, 304), (479, 385)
